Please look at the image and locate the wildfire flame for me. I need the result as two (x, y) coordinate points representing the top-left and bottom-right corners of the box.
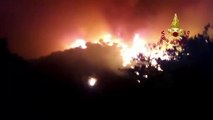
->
(69, 39), (87, 49)
(68, 14), (189, 80)
(69, 32), (182, 69)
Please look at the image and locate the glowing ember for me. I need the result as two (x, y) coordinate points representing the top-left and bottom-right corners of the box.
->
(135, 71), (140, 76)
(137, 80), (141, 83)
(88, 77), (97, 87)
(143, 75), (148, 78)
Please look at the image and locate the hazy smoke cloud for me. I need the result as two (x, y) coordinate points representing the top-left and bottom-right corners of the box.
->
(0, 0), (212, 58)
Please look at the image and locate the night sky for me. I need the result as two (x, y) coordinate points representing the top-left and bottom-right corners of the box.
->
(0, 0), (212, 59)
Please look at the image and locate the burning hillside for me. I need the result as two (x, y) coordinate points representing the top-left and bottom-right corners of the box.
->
(68, 14), (191, 80)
